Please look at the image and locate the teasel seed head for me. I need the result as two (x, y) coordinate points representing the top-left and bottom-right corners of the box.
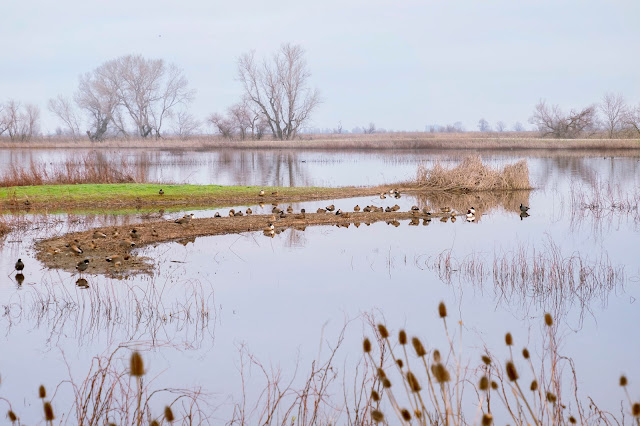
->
(406, 371), (421, 392)
(412, 337), (426, 357)
(506, 361), (519, 381)
(431, 363), (451, 383)
(632, 402), (640, 417)
(546, 392), (557, 403)
(38, 385), (46, 399)
(544, 313), (553, 327)
(371, 390), (380, 402)
(482, 413), (494, 426)
(401, 409), (412, 421)
(130, 351), (145, 377)
(396, 359), (404, 369)
(481, 355), (492, 365)
(398, 330), (407, 345)
(530, 380), (538, 391)
(620, 375), (628, 387)
(164, 406), (175, 422)
(522, 348), (530, 359)
(363, 338), (372, 353)
(377, 368), (387, 380)
(8, 410), (17, 422)
(372, 409), (384, 423)
(44, 402), (55, 421)
(433, 349), (441, 363)
(569, 416), (577, 424)
(479, 376), (489, 391)
(414, 409), (422, 419)
(505, 332), (513, 346)
(491, 381), (498, 390)
(377, 324), (389, 339)
(150, 421), (160, 426)
(438, 301), (447, 318)
(382, 378), (392, 388)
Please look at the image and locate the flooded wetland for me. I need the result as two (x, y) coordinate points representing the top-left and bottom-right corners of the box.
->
(0, 148), (639, 424)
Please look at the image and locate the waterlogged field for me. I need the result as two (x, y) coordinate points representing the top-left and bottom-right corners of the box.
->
(0, 149), (639, 424)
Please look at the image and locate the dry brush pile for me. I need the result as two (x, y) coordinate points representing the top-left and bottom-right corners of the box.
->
(415, 156), (531, 192)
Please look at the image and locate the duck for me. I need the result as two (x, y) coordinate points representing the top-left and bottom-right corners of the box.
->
(409, 218), (420, 226)
(286, 205), (293, 213)
(229, 209), (236, 217)
(300, 208), (306, 214)
(271, 191), (279, 196)
(93, 231), (107, 239)
(466, 209), (475, 219)
(335, 209), (343, 215)
(151, 228), (158, 237)
(214, 212), (221, 218)
(380, 193), (387, 199)
(326, 204), (335, 211)
(266, 223), (275, 231)
(158, 188), (164, 196)
(354, 205), (361, 212)
(520, 211), (530, 220)
(385, 206), (392, 212)
(272, 206), (281, 214)
(15, 258), (24, 272)
(466, 216), (475, 223)
(441, 207), (451, 213)
(67, 242), (83, 255)
(259, 190), (265, 197)
(520, 204), (530, 213)
(88, 241), (97, 250)
(129, 229), (139, 239)
(269, 214), (277, 221)
(175, 214), (194, 224)
(279, 211), (287, 218)
(106, 254), (123, 263)
(363, 206), (371, 212)
(422, 207), (431, 215)
(119, 240), (136, 250)
(392, 204), (400, 211)
(246, 208), (252, 215)
(469, 207), (476, 215)
(451, 216), (457, 223)
(76, 259), (90, 273)
(423, 218), (431, 225)
(317, 208), (326, 213)
(411, 205), (419, 211)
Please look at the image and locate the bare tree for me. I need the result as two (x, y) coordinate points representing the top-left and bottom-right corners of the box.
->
(333, 121), (343, 134)
(624, 103), (640, 136)
(363, 122), (376, 134)
(599, 92), (627, 138)
(172, 110), (201, 139)
(75, 71), (119, 141)
(48, 95), (81, 138)
(237, 43), (321, 140)
(208, 113), (235, 139)
(513, 122), (525, 132)
(0, 100), (40, 141)
(477, 118), (490, 132)
(529, 100), (597, 138)
(495, 121), (506, 132)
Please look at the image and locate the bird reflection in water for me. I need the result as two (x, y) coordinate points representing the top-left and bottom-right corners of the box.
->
(15, 273), (25, 286)
(76, 278), (89, 289)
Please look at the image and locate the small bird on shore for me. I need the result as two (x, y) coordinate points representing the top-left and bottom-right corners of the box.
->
(326, 204), (335, 211)
(411, 205), (419, 211)
(317, 208), (326, 213)
(422, 207), (431, 215)
(214, 212), (221, 218)
(151, 228), (158, 237)
(287, 205), (293, 213)
(229, 209), (236, 217)
(246, 208), (252, 215)
(451, 216), (457, 223)
(380, 193), (386, 199)
(441, 207), (451, 213)
(279, 211), (287, 218)
(469, 207), (476, 215)
(119, 240), (136, 250)
(76, 259), (90, 273)
(363, 206), (371, 212)
(129, 229), (139, 239)
(175, 214), (194, 224)
(158, 188), (164, 196)
(259, 190), (265, 196)
(354, 205), (360, 212)
(520, 203), (530, 213)
(272, 191), (279, 196)
(15, 258), (24, 273)
(385, 206), (392, 212)
(335, 209), (343, 215)
(93, 231), (107, 239)
(235, 210), (244, 216)
(67, 242), (83, 255)
(106, 254), (123, 263)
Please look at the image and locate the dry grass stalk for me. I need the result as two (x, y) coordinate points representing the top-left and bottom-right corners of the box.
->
(415, 156), (531, 191)
(0, 152), (155, 187)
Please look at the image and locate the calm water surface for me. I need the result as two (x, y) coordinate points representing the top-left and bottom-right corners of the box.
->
(0, 149), (638, 423)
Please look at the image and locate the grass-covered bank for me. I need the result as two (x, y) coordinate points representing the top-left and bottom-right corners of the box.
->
(0, 183), (356, 210)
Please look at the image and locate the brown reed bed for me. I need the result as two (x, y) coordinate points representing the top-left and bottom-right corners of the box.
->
(1, 132), (639, 150)
(0, 152), (152, 187)
(362, 304), (637, 425)
(415, 156), (531, 191)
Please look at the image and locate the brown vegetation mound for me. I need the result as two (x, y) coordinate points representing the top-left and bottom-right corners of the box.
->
(415, 155), (531, 191)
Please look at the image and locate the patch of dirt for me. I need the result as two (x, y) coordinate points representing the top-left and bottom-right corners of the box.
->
(35, 208), (463, 278)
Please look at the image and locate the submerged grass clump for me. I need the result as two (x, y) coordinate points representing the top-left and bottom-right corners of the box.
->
(415, 155), (531, 191)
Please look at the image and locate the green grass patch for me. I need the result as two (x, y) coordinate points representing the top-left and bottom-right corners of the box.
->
(0, 183), (336, 204)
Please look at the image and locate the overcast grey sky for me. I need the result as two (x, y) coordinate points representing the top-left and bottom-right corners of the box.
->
(1, 0), (638, 133)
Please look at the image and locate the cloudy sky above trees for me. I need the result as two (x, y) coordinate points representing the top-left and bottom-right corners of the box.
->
(1, 0), (638, 133)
